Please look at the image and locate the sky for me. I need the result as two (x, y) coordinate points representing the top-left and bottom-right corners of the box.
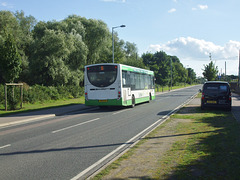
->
(1, 0), (240, 77)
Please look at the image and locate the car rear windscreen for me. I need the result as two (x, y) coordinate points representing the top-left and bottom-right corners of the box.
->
(204, 84), (228, 94)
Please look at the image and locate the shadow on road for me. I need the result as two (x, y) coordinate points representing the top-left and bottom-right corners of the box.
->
(0, 142), (134, 156)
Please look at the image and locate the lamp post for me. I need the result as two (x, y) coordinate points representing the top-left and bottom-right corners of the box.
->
(112, 25), (126, 63)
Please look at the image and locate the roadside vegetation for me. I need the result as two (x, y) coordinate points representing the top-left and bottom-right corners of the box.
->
(0, 84), (84, 116)
(0, 10), (200, 112)
(0, 84), (190, 116)
(1, 10), (238, 112)
(156, 108), (240, 179)
(93, 103), (240, 179)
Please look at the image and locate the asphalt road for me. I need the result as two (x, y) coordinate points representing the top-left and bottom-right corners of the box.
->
(0, 85), (201, 180)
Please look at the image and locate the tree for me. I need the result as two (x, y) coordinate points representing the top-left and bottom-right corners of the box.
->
(142, 51), (171, 86)
(79, 17), (111, 65)
(202, 61), (218, 81)
(29, 29), (72, 85)
(0, 32), (21, 82)
(187, 68), (196, 84)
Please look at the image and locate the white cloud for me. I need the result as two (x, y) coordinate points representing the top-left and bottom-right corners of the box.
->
(1, 2), (7, 6)
(0, 2), (14, 8)
(168, 8), (176, 13)
(198, 4), (208, 10)
(192, 4), (208, 11)
(148, 37), (240, 76)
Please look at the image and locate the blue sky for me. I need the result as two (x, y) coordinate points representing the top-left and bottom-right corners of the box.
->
(1, 0), (240, 77)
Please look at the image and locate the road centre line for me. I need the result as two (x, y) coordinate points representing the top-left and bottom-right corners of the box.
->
(52, 118), (100, 134)
(52, 107), (131, 133)
(0, 144), (11, 149)
(72, 91), (199, 179)
(71, 113), (170, 180)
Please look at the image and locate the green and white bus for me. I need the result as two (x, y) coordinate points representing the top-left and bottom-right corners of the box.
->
(84, 63), (155, 107)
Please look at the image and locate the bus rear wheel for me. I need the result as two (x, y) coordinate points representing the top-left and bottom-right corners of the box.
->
(131, 95), (135, 108)
(148, 93), (152, 103)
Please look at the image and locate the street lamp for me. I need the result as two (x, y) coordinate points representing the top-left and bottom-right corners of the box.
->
(112, 25), (126, 63)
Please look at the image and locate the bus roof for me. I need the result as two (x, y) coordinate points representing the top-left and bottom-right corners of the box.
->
(85, 63), (154, 75)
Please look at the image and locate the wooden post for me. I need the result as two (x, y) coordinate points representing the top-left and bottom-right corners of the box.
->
(5, 85), (7, 111)
(4, 83), (24, 111)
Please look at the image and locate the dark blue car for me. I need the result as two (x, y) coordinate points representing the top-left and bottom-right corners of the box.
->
(201, 81), (232, 111)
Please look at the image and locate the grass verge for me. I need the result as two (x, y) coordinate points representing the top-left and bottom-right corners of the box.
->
(0, 97), (85, 116)
(156, 107), (240, 179)
(93, 105), (240, 179)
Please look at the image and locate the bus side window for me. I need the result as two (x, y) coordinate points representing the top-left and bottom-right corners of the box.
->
(122, 70), (130, 88)
(123, 78), (126, 86)
(130, 72), (135, 90)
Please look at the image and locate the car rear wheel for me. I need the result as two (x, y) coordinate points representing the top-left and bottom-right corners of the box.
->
(227, 105), (231, 111)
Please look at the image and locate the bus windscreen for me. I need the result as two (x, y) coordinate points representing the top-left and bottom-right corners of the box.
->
(87, 65), (118, 87)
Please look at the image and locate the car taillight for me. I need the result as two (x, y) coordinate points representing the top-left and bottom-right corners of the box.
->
(118, 91), (121, 99)
(201, 92), (204, 100)
(85, 92), (88, 101)
(229, 92), (232, 101)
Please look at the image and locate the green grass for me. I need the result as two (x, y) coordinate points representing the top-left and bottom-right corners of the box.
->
(155, 107), (240, 179)
(1, 84), (197, 116)
(0, 97), (85, 116)
(93, 105), (240, 179)
(155, 84), (194, 92)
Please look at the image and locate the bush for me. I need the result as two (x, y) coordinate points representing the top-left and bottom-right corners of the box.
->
(22, 84), (84, 104)
(1, 83), (85, 107)
(0, 84), (4, 106)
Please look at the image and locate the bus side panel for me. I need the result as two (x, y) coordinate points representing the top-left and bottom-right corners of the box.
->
(132, 89), (155, 104)
(122, 88), (132, 106)
(85, 98), (126, 106)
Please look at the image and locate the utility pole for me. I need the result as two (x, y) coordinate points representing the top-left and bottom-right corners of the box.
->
(225, 61), (226, 78)
(209, 53), (212, 61)
(238, 50), (240, 88)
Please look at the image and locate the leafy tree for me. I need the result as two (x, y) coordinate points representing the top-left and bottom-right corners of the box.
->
(0, 11), (19, 41)
(29, 29), (72, 85)
(173, 61), (187, 85)
(15, 11), (36, 81)
(29, 18), (88, 86)
(0, 32), (21, 82)
(0, 11), (20, 83)
(202, 61), (218, 81)
(142, 51), (171, 86)
(187, 68), (196, 84)
(124, 41), (138, 58)
(0, 10), (36, 83)
(79, 17), (111, 65)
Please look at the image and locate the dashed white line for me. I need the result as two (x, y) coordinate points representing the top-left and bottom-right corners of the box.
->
(52, 118), (100, 134)
(71, 91), (199, 179)
(0, 144), (11, 149)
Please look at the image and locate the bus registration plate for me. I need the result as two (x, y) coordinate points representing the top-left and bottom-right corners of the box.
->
(99, 100), (108, 102)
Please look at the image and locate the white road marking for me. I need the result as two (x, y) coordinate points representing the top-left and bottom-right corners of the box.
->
(71, 91), (199, 179)
(0, 144), (11, 149)
(52, 118), (100, 134)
